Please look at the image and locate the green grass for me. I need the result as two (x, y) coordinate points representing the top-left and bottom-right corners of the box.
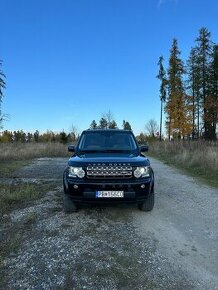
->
(148, 140), (218, 188)
(0, 182), (54, 217)
(0, 160), (30, 177)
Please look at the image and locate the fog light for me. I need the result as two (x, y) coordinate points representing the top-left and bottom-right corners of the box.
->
(73, 185), (79, 189)
(141, 184), (145, 189)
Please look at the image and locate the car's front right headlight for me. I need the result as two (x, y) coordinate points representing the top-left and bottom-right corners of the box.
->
(68, 166), (85, 178)
(133, 166), (150, 178)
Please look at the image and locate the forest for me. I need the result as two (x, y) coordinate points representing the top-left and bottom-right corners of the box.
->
(157, 27), (218, 141)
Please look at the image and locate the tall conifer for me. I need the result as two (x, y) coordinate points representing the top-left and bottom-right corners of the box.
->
(209, 45), (218, 139)
(0, 60), (6, 126)
(195, 27), (214, 139)
(157, 56), (167, 141)
(165, 39), (191, 139)
(186, 47), (201, 138)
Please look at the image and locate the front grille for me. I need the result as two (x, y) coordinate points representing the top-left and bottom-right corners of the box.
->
(86, 164), (132, 179)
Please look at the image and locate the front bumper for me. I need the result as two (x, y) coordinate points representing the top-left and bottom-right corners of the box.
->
(63, 174), (154, 204)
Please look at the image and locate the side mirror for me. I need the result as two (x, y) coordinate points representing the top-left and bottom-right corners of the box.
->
(68, 145), (75, 153)
(140, 145), (149, 152)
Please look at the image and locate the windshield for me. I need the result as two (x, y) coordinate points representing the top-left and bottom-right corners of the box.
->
(77, 131), (138, 154)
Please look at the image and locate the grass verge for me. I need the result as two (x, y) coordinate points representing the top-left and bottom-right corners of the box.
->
(148, 140), (218, 188)
(0, 142), (69, 162)
(0, 182), (54, 217)
(0, 160), (31, 177)
(0, 142), (70, 177)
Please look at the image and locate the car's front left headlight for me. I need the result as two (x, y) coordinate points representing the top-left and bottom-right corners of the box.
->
(68, 166), (85, 178)
(133, 166), (150, 178)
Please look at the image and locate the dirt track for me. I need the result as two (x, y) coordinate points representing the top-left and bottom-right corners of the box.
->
(1, 157), (218, 289)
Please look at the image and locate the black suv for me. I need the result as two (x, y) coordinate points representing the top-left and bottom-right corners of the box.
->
(63, 129), (154, 212)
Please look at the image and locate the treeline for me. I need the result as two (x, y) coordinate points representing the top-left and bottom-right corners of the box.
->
(89, 118), (132, 130)
(157, 27), (218, 140)
(0, 130), (77, 144)
(0, 118), (133, 143)
(0, 118), (141, 144)
(0, 129), (150, 145)
(0, 113), (161, 144)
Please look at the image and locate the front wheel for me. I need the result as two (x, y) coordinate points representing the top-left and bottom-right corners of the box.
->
(138, 191), (154, 212)
(63, 194), (77, 213)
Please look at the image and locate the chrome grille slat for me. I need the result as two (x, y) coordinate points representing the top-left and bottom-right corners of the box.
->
(87, 164), (132, 179)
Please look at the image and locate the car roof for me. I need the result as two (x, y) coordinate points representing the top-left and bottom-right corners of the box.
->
(83, 129), (132, 133)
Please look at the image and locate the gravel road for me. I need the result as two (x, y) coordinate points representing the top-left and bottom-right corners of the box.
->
(1, 157), (218, 289)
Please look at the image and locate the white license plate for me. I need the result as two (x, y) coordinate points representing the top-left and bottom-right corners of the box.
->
(96, 191), (124, 198)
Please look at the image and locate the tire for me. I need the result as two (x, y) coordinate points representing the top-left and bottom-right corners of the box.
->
(138, 191), (154, 212)
(63, 194), (77, 213)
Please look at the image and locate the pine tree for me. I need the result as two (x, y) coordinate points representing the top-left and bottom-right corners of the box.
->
(0, 60), (6, 127)
(34, 130), (40, 142)
(157, 56), (167, 141)
(99, 117), (108, 129)
(108, 120), (118, 129)
(122, 120), (132, 130)
(195, 27), (214, 140)
(165, 39), (191, 139)
(60, 131), (68, 144)
(186, 47), (201, 139)
(209, 45), (218, 139)
(90, 120), (98, 129)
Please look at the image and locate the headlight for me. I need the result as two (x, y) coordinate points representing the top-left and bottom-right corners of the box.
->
(133, 166), (150, 178)
(68, 166), (85, 178)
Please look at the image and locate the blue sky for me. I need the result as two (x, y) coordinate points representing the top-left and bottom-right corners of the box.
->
(1, 0), (218, 135)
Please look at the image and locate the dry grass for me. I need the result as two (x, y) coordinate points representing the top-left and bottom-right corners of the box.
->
(148, 140), (218, 187)
(0, 142), (71, 177)
(0, 142), (69, 161)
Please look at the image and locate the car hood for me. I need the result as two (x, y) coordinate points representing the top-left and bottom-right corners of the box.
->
(68, 154), (150, 167)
